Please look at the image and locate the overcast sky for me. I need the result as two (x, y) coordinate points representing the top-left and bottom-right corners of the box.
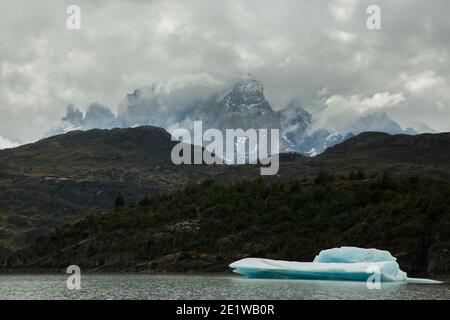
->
(1, 0), (450, 146)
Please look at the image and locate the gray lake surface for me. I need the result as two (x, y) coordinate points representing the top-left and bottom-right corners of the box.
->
(0, 274), (448, 300)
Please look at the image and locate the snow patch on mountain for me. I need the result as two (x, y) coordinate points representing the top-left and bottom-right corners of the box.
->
(48, 77), (434, 157)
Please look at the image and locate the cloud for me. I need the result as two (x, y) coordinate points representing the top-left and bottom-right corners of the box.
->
(403, 71), (446, 94)
(116, 72), (227, 128)
(0, 135), (18, 150)
(330, 0), (357, 22)
(324, 92), (405, 114)
(1, 0), (450, 143)
(315, 92), (405, 134)
(326, 29), (357, 43)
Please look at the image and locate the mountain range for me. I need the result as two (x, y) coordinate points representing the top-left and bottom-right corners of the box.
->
(52, 78), (427, 156)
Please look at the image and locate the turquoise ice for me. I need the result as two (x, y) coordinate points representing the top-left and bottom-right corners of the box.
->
(313, 247), (396, 263)
(230, 247), (442, 283)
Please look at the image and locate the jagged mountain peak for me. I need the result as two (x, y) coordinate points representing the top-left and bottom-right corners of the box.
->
(352, 111), (404, 135)
(281, 101), (312, 125)
(62, 104), (83, 126)
(55, 77), (438, 158)
(233, 78), (264, 100)
(84, 102), (116, 128)
(217, 78), (270, 113)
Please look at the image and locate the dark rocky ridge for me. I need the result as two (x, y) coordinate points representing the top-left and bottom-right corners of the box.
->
(0, 126), (224, 251)
(315, 132), (450, 179)
(0, 126), (449, 262)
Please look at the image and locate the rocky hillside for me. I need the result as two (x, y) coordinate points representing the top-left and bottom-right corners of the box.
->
(314, 132), (450, 180)
(0, 126), (223, 251)
(3, 177), (449, 276)
(1, 127), (449, 256)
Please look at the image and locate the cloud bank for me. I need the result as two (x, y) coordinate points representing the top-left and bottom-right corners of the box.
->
(0, 135), (18, 150)
(1, 0), (450, 145)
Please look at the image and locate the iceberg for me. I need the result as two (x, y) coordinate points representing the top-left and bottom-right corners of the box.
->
(230, 247), (442, 283)
(313, 247), (396, 263)
(230, 258), (407, 282)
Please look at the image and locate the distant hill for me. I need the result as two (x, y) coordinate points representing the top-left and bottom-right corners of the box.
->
(0, 126), (449, 255)
(1, 126), (177, 174)
(313, 132), (450, 180)
(0, 126), (223, 251)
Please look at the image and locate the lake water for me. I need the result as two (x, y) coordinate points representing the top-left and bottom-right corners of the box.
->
(0, 274), (448, 300)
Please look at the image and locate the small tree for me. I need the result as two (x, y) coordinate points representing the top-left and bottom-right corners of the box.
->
(314, 170), (334, 185)
(355, 168), (366, 180)
(115, 191), (125, 210)
(380, 170), (393, 190)
(408, 175), (420, 187)
(139, 195), (151, 207)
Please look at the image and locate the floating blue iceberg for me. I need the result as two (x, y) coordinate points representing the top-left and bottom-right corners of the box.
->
(230, 247), (442, 283)
(313, 247), (396, 264)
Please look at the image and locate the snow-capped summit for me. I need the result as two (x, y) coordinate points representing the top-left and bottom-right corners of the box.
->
(52, 77), (436, 158)
(279, 101), (313, 147)
(217, 78), (272, 114)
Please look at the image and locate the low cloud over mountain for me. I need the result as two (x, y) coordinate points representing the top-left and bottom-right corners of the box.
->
(1, 1), (449, 146)
(0, 135), (17, 150)
(52, 77), (423, 156)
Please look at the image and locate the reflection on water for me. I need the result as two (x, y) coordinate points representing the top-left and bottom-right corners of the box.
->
(0, 274), (448, 300)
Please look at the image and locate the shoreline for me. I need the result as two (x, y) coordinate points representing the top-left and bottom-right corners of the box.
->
(0, 269), (236, 275)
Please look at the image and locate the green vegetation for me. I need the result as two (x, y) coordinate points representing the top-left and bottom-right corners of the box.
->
(115, 192), (125, 210)
(5, 173), (450, 275)
(1, 128), (450, 254)
(0, 126), (226, 251)
(1, 128), (450, 275)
